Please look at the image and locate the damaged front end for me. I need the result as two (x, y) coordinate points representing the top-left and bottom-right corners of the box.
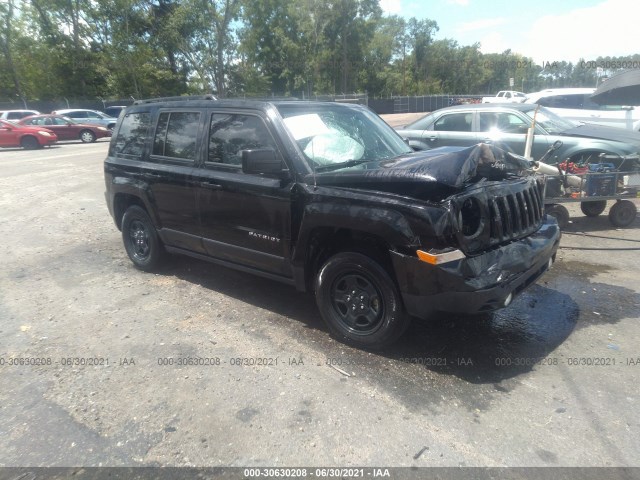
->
(388, 144), (560, 316)
(306, 143), (560, 317)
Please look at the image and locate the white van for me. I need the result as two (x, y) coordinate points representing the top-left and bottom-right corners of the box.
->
(524, 88), (640, 131)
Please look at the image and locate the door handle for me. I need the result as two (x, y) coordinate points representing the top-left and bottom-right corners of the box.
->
(199, 181), (222, 189)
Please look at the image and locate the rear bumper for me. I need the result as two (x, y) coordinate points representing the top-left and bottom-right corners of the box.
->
(391, 217), (561, 317)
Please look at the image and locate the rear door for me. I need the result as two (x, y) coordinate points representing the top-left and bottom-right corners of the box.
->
(423, 111), (477, 148)
(195, 109), (294, 277)
(111, 110), (205, 253)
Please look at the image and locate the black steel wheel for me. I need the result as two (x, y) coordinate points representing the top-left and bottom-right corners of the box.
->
(121, 205), (164, 271)
(315, 252), (410, 349)
(608, 200), (637, 228)
(580, 200), (607, 217)
(21, 136), (40, 150)
(545, 204), (570, 229)
(80, 130), (96, 143)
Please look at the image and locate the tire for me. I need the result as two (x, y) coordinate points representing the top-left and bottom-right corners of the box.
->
(21, 136), (40, 150)
(580, 200), (607, 217)
(608, 200), (637, 228)
(545, 204), (570, 229)
(121, 205), (165, 271)
(79, 130), (96, 143)
(315, 252), (410, 349)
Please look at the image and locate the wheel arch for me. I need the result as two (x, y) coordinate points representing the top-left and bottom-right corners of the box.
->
(304, 227), (396, 292)
(113, 193), (150, 230)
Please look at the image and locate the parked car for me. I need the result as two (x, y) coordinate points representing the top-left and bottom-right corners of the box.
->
(104, 106), (127, 118)
(524, 88), (640, 131)
(0, 109), (40, 120)
(51, 109), (118, 130)
(105, 97), (560, 348)
(395, 103), (640, 166)
(0, 119), (57, 149)
(19, 114), (112, 143)
(482, 91), (526, 103)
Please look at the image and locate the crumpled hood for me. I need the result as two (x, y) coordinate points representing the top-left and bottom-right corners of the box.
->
(562, 124), (640, 147)
(308, 144), (534, 191)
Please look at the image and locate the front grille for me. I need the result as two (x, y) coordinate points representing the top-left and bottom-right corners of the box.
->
(487, 180), (544, 246)
(452, 177), (546, 255)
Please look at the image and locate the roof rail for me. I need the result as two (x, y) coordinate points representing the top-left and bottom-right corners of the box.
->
(133, 94), (217, 105)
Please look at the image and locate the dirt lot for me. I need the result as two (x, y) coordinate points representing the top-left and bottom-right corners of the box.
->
(1, 135), (640, 472)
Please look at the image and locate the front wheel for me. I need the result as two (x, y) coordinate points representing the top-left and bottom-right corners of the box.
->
(121, 205), (164, 271)
(79, 130), (96, 143)
(315, 252), (410, 349)
(21, 136), (40, 150)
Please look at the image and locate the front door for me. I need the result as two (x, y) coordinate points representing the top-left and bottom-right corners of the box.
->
(195, 111), (294, 277)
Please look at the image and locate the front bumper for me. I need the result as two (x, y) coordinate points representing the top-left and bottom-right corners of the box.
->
(391, 217), (561, 317)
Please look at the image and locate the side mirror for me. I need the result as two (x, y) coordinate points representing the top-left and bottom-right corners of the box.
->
(242, 148), (286, 175)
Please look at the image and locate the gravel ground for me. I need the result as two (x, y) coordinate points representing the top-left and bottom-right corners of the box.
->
(1, 135), (639, 472)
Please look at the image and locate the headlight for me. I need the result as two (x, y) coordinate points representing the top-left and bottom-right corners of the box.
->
(97, 127), (107, 131)
(38, 131), (53, 137)
(458, 197), (483, 238)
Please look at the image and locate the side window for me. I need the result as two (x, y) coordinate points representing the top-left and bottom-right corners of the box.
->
(53, 117), (68, 125)
(152, 111), (201, 161)
(207, 113), (277, 166)
(433, 113), (472, 132)
(537, 94), (583, 109)
(479, 112), (529, 133)
(113, 112), (151, 158)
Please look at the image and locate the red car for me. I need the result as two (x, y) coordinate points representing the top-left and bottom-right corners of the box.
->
(19, 114), (112, 143)
(0, 119), (58, 149)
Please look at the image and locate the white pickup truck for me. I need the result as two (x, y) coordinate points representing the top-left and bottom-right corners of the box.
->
(482, 91), (526, 103)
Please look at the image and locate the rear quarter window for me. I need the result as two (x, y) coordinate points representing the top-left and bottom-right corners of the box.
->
(111, 112), (151, 158)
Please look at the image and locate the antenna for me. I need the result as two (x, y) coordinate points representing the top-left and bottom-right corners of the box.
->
(311, 136), (317, 190)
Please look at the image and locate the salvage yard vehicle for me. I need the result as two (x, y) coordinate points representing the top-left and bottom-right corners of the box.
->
(395, 104), (640, 168)
(51, 109), (118, 130)
(19, 114), (112, 143)
(0, 119), (57, 149)
(524, 87), (640, 131)
(0, 109), (40, 120)
(105, 97), (560, 348)
(482, 91), (526, 103)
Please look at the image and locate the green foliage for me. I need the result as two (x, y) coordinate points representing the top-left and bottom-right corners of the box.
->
(0, 1), (635, 104)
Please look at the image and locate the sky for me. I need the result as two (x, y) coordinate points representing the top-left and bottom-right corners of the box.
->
(379, 0), (639, 64)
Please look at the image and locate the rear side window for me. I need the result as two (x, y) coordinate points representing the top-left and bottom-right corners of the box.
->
(153, 111), (201, 161)
(433, 113), (472, 132)
(537, 94), (583, 109)
(113, 112), (151, 158)
(207, 113), (277, 166)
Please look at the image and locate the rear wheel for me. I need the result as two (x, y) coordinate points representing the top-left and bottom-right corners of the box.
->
(608, 200), (637, 227)
(79, 130), (96, 143)
(121, 205), (165, 271)
(580, 200), (607, 217)
(20, 136), (40, 150)
(315, 252), (410, 349)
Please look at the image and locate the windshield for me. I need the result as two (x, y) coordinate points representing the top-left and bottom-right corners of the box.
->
(277, 104), (412, 169)
(523, 106), (578, 133)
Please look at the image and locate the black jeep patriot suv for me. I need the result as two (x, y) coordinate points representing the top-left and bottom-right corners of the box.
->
(105, 96), (560, 348)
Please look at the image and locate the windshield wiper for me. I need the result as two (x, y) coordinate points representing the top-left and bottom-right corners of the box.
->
(315, 159), (371, 172)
